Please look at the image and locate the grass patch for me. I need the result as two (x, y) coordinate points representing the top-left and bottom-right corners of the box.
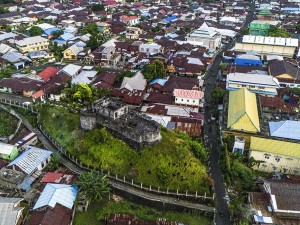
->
(13, 107), (38, 128)
(74, 199), (212, 225)
(0, 108), (19, 136)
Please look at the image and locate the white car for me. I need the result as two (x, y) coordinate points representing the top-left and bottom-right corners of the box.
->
(22, 101), (31, 106)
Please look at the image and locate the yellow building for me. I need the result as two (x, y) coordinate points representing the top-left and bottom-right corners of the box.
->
(15, 36), (49, 53)
(227, 88), (260, 133)
(250, 136), (300, 175)
(63, 44), (83, 61)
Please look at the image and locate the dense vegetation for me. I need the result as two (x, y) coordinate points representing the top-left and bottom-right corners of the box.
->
(0, 109), (19, 136)
(40, 106), (210, 192)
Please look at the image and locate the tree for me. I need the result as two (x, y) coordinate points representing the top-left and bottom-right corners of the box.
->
(87, 36), (100, 51)
(5, 25), (11, 32)
(297, 21), (300, 33)
(47, 152), (60, 171)
(77, 171), (111, 203)
(151, 25), (162, 33)
(91, 4), (104, 12)
(291, 88), (300, 97)
(49, 42), (67, 61)
(116, 70), (135, 82)
(51, 30), (63, 38)
(268, 26), (290, 38)
(0, 68), (15, 79)
(0, 6), (9, 14)
(73, 83), (93, 103)
(28, 26), (44, 36)
(224, 143), (231, 174)
(210, 87), (225, 104)
(83, 23), (99, 36)
(142, 60), (166, 81)
(229, 196), (251, 224)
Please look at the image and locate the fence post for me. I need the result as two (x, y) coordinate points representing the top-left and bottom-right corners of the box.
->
(149, 185), (151, 191)
(196, 191), (198, 198)
(123, 176), (125, 182)
(158, 187), (160, 193)
(131, 179), (133, 185)
(167, 188), (169, 194)
(140, 183), (143, 188)
(177, 189), (178, 195)
(204, 192), (206, 199)
(186, 190), (188, 196)
(115, 174), (118, 180)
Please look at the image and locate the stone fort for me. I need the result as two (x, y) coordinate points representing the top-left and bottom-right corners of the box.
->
(80, 98), (162, 151)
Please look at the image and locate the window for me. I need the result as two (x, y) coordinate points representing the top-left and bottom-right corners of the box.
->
(275, 157), (281, 162)
(193, 100), (195, 103)
(181, 99), (183, 101)
(264, 155), (269, 159)
(175, 98), (178, 101)
(187, 100), (189, 102)
(242, 85), (246, 87)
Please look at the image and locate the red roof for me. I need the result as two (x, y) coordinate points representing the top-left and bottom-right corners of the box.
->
(103, 0), (118, 6)
(120, 16), (139, 21)
(38, 67), (59, 81)
(32, 90), (44, 99)
(42, 172), (63, 183)
(173, 89), (203, 99)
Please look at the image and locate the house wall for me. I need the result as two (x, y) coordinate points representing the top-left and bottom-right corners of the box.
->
(174, 97), (200, 106)
(234, 58), (262, 66)
(0, 146), (19, 161)
(227, 83), (277, 96)
(36, 155), (51, 171)
(64, 49), (76, 60)
(17, 41), (49, 53)
(275, 73), (294, 79)
(23, 90), (34, 97)
(139, 44), (161, 55)
(250, 150), (300, 175)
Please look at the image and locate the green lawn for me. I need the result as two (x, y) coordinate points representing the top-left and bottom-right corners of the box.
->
(74, 199), (212, 225)
(13, 107), (38, 128)
(0, 108), (19, 136)
(40, 105), (210, 192)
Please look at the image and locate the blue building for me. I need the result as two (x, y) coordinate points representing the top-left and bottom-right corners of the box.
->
(234, 54), (262, 66)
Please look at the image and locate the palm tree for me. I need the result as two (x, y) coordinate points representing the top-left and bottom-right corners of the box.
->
(77, 171), (111, 203)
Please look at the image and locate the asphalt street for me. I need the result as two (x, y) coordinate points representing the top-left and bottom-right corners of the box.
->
(204, 2), (255, 224)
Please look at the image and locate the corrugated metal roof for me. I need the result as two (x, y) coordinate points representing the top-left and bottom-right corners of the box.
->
(227, 88), (260, 132)
(7, 147), (52, 175)
(269, 120), (300, 141)
(0, 143), (15, 155)
(0, 197), (24, 225)
(33, 184), (78, 210)
(250, 136), (300, 158)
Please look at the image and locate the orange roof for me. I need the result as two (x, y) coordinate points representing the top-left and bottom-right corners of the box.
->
(173, 89), (203, 99)
(32, 90), (44, 99)
(120, 16), (139, 21)
(38, 67), (59, 81)
(42, 172), (63, 183)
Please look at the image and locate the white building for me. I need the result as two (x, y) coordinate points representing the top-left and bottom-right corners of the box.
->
(0, 197), (24, 225)
(120, 16), (140, 26)
(173, 89), (204, 107)
(139, 43), (162, 55)
(185, 22), (222, 50)
(15, 36), (49, 53)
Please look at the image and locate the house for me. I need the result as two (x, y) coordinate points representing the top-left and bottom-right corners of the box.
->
(2, 52), (32, 69)
(15, 36), (49, 53)
(268, 60), (300, 88)
(0, 143), (18, 161)
(63, 44), (84, 60)
(269, 120), (300, 141)
(139, 43), (162, 55)
(235, 36), (298, 58)
(59, 64), (81, 78)
(92, 71), (118, 89)
(7, 146), (52, 175)
(71, 70), (98, 85)
(249, 21), (270, 36)
(38, 67), (59, 82)
(119, 71), (147, 92)
(234, 54), (262, 67)
(126, 26), (143, 39)
(173, 89), (203, 107)
(226, 73), (280, 96)
(13, 132), (38, 150)
(227, 88), (260, 133)
(249, 136), (300, 174)
(185, 22), (222, 50)
(120, 15), (140, 26)
(167, 117), (202, 137)
(0, 197), (24, 225)
(232, 136), (245, 154)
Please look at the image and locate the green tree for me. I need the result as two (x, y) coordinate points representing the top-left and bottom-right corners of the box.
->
(0, 68), (15, 79)
(87, 36), (100, 51)
(142, 60), (166, 81)
(151, 25), (162, 33)
(229, 196), (251, 224)
(28, 26), (44, 36)
(77, 171), (111, 203)
(0, 6), (9, 14)
(224, 143), (231, 175)
(116, 70), (135, 82)
(291, 88), (300, 97)
(297, 21), (300, 33)
(83, 23), (99, 36)
(49, 42), (67, 61)
(47, 152), (61, 171)
(51, 30), (63, 38)
(91, 4), (104, 12)
(268, 26), (290, 38)
(210, 87), (225, 104)
(73, 83), (93, 103)
(5, 25), (11, 32)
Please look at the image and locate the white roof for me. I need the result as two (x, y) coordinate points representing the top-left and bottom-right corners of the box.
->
(71, 70), (98, 85)
(7, 146), (52, 175)
(242, 35), (298, 47)
(189, 22), (219, 38)
(0, 43), (16, 55)
(216, 29), (236, 38)
(220, 16), (239, 23)
(0, 143), (15, 156)
(65, 44), (83, 55)
(227, 73), (280, 87)
(35, 23), (56, 31)
(0, 32), (18, 42)
(236, 54), (260, 60)
(61, 64), (81, 76)
(15, 36), (48, 47)
(120, 71), (147, 91)
(0, 197), (24, 225)
(274, 37), (285, 46)
(187, 57), (204, 65)
(33, 184), (78, 210)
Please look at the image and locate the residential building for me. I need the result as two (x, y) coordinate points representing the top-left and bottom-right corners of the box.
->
(38, 67), (59, 82)
(71, 70), (98, 85)
(63, 44), (84, 60)
(119, 71), (147, 92)
(186, 22), (222, 50)
(227, 88), (260, 133)
(139, 43), (162, 55)
(249, 21), (270, 36)
(173, 89), (203, 107)
(249, 136), (300, 174)
(269, 120), (300, 141)
(15, 36), (49, 53)
(126, 27), (143, 39)
(59, 64), (81, 78)
(232, 136), (245, 154)
(0, 197), (24, 225)
(0, 143), (18, 161)
(235, 35), (298, 57)
(234, 54), (262, 67)
(226, 73), (280, 96)
(120, 16), (140, 26)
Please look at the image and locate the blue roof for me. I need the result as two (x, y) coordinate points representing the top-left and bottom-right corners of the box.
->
(53, 39), (66, 45)
(8, 147), (52, 175)
(269, 120), (300, 141)
(165, 16), (177, 22)
(44, 27), (60, 36)
(33, 184), (78, 210)
(60, 32), (75, 41)
(149, 78), (168, 86)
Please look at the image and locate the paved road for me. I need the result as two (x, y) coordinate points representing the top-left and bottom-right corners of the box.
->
(204, 2), (255, 225)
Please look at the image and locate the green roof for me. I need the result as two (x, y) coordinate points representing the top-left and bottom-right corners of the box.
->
(258, 8), (272, 15)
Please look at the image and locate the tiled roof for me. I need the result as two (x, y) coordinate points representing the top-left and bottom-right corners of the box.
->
(38, 67), (59, 81)
(173, 89), (203, 99)
(42, 172), (63, 183)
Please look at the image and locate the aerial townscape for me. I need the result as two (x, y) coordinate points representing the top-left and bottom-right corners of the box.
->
(0, 0), (299, 225)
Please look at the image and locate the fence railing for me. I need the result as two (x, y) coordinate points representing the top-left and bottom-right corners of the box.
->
(0, 98), (214, 201)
